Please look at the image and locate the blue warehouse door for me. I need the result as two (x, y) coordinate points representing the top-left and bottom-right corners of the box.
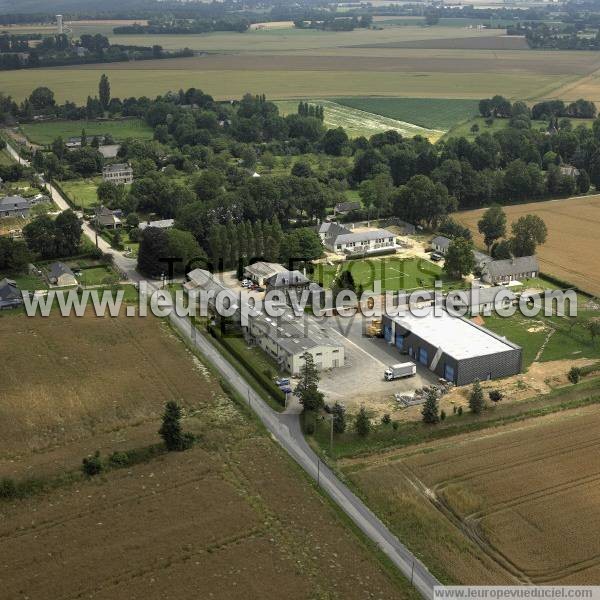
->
(418, 348), (428, 365)
(395, 332), (404, 350)
(384, 324), (392, 342)
(444, 363), (455, 383)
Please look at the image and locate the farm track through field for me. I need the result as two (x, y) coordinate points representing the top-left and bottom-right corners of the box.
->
(393, 410), (600, 584)
(398, 462), (530, 584)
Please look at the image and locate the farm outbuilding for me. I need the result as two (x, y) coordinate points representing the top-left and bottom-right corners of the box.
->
(382, 310), (521, 386)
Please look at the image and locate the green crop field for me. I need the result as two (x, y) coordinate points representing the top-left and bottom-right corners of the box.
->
(59, 178), (101, 209)
(332, 97), (479, 131)
(21, 118), (153, 145)
(313, 256), (456, 292)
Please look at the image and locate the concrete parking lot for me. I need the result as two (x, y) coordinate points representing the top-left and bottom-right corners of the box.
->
(302, 311), (438, 417)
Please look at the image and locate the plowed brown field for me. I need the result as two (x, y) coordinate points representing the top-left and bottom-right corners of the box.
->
(457, 195), (600, 297)
(0, 312), (412, 599)
(346, 405), (600, 584)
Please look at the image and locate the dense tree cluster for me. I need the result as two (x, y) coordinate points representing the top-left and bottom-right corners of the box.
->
(5, 79), (597, 273)
(508, 21), (600, 51)
(22, 210), (82, 259)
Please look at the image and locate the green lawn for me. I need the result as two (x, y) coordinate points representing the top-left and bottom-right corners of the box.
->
(483, 305), (600, 368)
(313, 256), (456, 292)
(21, 118), (154, 145)
(1, 273), (47, 292)
(59, 178), (101, 209)
(0, 149), (14, 166)
(332, 97), (479, 131)
(78, 266), (116, 286)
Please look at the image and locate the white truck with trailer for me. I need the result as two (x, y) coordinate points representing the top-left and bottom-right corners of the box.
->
(384, 362), (416, 381)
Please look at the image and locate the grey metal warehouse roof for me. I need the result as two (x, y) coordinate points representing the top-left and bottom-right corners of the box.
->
(390, 309), (518, 361)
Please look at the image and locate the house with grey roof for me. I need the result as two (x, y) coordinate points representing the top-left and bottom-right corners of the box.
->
(48, 262), (78, 287)
(431, 235), (451, 255)
(333, 200), (361, 215)
(0, 195), (39, 219)
(265, 270), (310, 290)
(318, 222), (350, 249)
(447, 286), (517, 316)
(102, 163), (133, 185)
(319, 221), (396, 255)
(0, 278), (23, 309)
(481, 256), (539, 285)
(473, 250), (493, 270)
(94, 206), (122, 229)
(265, 269), (313, 306)
(184, 268), (241, 320)
(138, 219), (174, 231)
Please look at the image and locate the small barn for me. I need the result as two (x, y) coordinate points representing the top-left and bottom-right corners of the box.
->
(49, 262), (78, 287)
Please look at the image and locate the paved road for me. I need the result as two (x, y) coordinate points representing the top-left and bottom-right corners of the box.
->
(6, 139), (440, 598)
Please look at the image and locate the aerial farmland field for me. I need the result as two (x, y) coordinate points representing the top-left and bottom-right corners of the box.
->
(456, 194), (600, 297)
(277, 99), (445, 139)
(0, 311), (412, 599)
(2, 22), (598, 103)
(332, 97), (479, 130)
(344, 402), (600, 584)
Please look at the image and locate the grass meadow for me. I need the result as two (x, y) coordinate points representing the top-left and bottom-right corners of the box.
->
(59, 178), (101, 209)
(21, 118), (153, 145)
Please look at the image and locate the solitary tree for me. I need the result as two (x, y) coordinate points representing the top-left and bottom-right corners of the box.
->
(568, 366), (581, 384)
(332, 402), (347, 433)
(478, 205), (507, 253)
(510, 214), (547, 257)
(295, 353), (324, 412)
(159, 401), (192, 451)
(469, 380), (485, 414)
(354, 406), (371, 437)
(444, 237), (475, 279)
(99, 73), (111, 110)
(422, 389), (440, 424)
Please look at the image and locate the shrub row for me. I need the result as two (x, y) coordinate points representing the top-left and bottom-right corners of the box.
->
(207, 325), (286, 407)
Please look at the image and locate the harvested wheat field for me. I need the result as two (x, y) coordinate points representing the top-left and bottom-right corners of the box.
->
(345, 405), (600, 585)
(0, 312), (412, 599)
(457, 195), (600, 297)
(0, 311), (222, 459)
